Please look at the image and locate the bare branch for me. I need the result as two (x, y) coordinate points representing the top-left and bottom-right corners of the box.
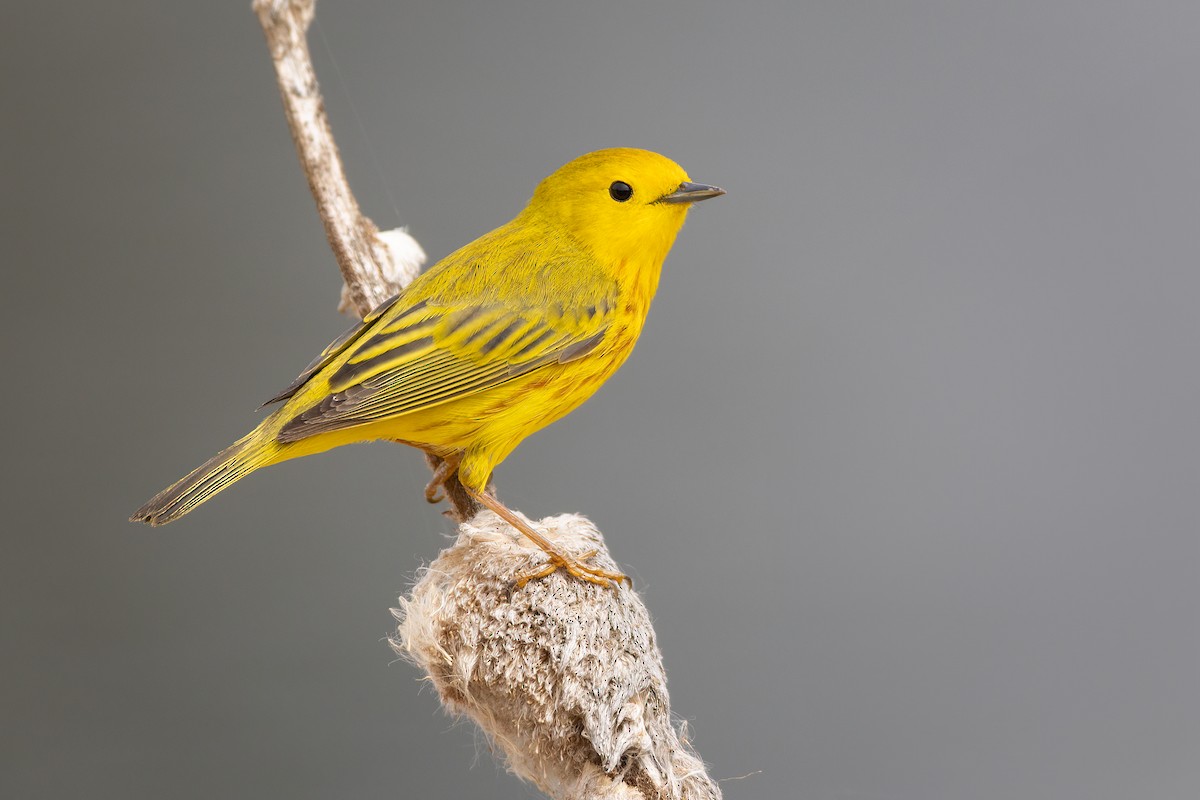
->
(253, 0), (487, 519)
(253, 0), (422, 316)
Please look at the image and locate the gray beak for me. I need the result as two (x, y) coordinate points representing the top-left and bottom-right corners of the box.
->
(656, 181), (726, 204)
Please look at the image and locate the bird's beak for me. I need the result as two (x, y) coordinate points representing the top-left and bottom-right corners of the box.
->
(655, 181), (726, 204)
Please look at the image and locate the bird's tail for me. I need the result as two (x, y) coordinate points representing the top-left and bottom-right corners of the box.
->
(130, 435), (276, 526)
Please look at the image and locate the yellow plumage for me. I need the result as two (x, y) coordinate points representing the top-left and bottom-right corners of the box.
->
(132, 148), (723, 553)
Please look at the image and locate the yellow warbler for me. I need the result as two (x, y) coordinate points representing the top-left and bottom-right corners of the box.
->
(132, 148), (723, 585)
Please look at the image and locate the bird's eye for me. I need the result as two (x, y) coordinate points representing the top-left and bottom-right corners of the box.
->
(609, 181), (633, 202)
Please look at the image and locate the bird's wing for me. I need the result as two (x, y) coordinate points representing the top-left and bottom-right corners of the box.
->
(260, 293), (402, 408)
(274, 299), (609, 443)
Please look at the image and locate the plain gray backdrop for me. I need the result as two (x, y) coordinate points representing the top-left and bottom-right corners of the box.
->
(3, 2), (1198, 798)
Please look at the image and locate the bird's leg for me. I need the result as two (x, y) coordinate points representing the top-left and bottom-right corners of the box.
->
(467, 488), (630, 590)
(424, 452), (462, 504)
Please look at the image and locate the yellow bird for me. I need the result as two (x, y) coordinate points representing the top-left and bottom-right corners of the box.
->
(132, 148), (723, 585)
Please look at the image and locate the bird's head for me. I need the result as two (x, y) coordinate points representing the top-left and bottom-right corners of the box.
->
(526, 148), (724, 271)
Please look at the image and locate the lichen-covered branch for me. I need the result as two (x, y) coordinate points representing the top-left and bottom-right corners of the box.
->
(251, 2), (720, 798)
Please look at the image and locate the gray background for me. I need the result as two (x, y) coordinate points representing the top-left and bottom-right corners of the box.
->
(3, 2), (1198, 798)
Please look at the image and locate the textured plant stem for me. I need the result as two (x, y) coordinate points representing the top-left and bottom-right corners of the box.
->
(392, 512), (722, 800)
(251, 3), (721, 798)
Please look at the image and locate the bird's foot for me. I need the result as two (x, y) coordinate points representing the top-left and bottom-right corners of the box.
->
(515, 549), (631, 590)
(423, 453), (462, 504)
(465, 487), (630, 591)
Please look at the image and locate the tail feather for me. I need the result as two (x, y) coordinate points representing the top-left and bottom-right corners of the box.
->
(131, 437), (269, 526)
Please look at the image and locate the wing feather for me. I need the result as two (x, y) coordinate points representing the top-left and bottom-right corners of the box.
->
(259, 294), (405, 407)
(275, 300), (607, 444)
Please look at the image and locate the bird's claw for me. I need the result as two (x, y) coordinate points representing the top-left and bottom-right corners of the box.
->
(424, 453), (461, 505)
(514, 550), (631, 590)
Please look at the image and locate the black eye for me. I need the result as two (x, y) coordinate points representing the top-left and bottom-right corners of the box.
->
(609, 181), (633, 202)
